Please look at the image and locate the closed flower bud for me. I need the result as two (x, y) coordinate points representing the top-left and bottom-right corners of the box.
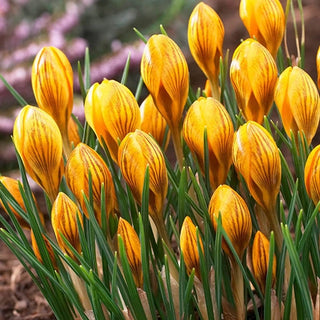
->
(31, 230), (57, 270)
(304, 145), (320, 206)
(65, 143), (115, 226)
(51, 192), (83, 260)
(13, 105), (64, 203)
(233, 121), (281, 213)
(140, 94), (170, 150)
(252, 231), (276, 294)
(240, 0), (285, 58)
(118, 130), (168, 222)
(0, 176), (44, 229)
(274, 66), (320, 146)
(84, 79), (141, 162)
(117, 218), (143, 287)
(209, 184), (252, 259)
(183, 97), (234, 190)
(188, 2), (224, 99)
(180, 216), (203, 279)
(230, 38), (278, 124)
(31, 46), (73, 155)
(140, 34), (189, 132)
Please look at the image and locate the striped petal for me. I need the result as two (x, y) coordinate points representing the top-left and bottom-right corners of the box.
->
(141, 34), (189, 131)
(180, 216), (203, 279)
(51, 192), (83, 260)
(117, 218), (143, 287)
(13, 105), (64, 202)
(118, 129), (168, 221)
(0, 176), (44, 229)
(65, 143), (116, 226)
(32, 46), (73, 154)
(140, 94), (170, 150)
(240, 0), (285, 58)
(252, 231), (276, 294)
(275, 66), (320, 146)
(209, 185), (252, 259)
(183, 97), (234, 190)
(188, 2), (224, 99)
(232, 121), (281, 212)
(230, 39), (277, 124)
(305, 145), (320, 206)
(85, 79), (141, 162)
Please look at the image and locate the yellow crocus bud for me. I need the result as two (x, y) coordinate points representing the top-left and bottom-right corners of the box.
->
(180, 216), (203, 279)
(117, 217), (143, 288)
(252, 231), (276, 294)
(274, 66), (320, 146)
(31, 46), (73, 155)
(183, 97), (234, 191)
(0, 176), (44, 229)
(209, 184), (252, 259)
(84, 79), (141, 162)
(317, 46), (320, 90)
(239, 0), (285, 58)
(118, 130), (168, 224)
(140, 94), (170, 150)
(13, 105), (64, 203)
(232, 121), (281, 214)
(141, 34), (189, 132)
(230, 38), (278, 124)
(51, 192), (83, 260)
(304, 145), (320, 206)
(188, 2), (224, 99)
(65, 143), (116, 226)
(31, 230), (57, 270)
(141, 34), (189, 168)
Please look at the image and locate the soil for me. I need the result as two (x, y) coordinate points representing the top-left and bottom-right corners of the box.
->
(0, 0), (319, 319)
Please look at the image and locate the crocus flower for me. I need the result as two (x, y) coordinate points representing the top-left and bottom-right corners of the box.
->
(252, 231), (276, 294)
(183, 97), (234, 191)
(140, 94), (170, 150)
(232, 121), (281, 214)
(209, 184), (252, 259)
(180, 216), (203, 279)
(305, 145), (320, 206)
(51, 192), (83, 260)
(84, 79), (141, 162)
(141, 34), (189, 167)
(240, 0), (285, 58)
(118, 130), (168, 225)
(0, 176), (44, 229)
(13, 105), (64, 203)
(32, 46), (73, 155)
(117, 217), (143, 288)
(188, 2), (224, 99)
(274, 66), (320, 146)
(230, 38), (278, 124)
(65, 143), (116, 227)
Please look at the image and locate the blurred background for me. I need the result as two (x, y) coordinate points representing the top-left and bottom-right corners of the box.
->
(0, 0), (319, 174)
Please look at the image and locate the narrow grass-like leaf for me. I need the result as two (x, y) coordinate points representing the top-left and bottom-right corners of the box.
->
(120, 53), (131, 85)
(263, 232), (275, 320)
(0, 74), (28, 106)
(118, 235), (147, 320)
(282, 224), (313, 318)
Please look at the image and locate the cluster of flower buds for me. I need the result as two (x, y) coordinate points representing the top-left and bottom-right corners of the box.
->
(2, 0), (320, 318)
